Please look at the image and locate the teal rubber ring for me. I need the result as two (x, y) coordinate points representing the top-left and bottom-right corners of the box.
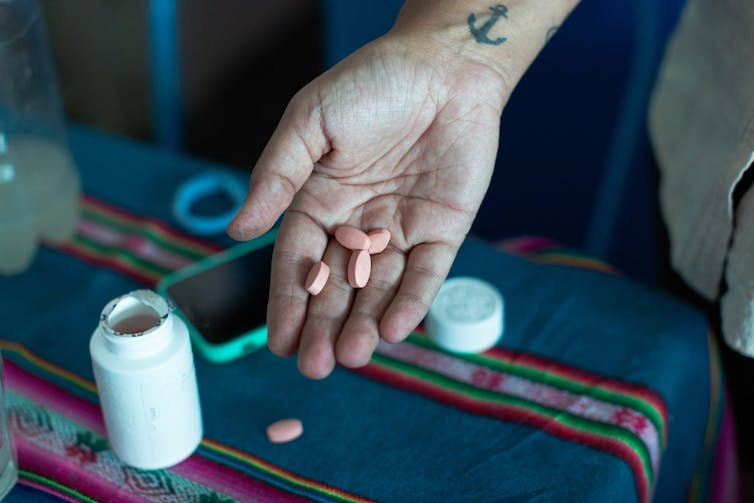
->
(173, 172), (246, 235)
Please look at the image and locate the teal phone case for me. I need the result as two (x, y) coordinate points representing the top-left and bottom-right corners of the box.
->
(157, 229), (277, 364)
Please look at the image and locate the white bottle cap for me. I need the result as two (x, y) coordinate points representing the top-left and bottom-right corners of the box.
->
(426, 277), (504, 353)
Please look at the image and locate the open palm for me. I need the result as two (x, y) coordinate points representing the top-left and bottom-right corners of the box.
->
(228, 37), (508, 378)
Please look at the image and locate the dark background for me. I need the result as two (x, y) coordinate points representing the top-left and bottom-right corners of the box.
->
(42, 0), (683, 284)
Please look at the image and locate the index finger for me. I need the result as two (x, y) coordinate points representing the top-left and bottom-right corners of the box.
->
(266, 210), (328, 356)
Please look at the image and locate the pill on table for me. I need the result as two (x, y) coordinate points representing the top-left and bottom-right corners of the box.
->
(348, 250), (371, 288)
(335, 226), (371, 251)
(266, 418), (303, 443)
(304, 261), (330, 295)
(367, 229), (391, 254)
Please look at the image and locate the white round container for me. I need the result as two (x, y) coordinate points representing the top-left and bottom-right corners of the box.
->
(90, 290), (203, 470)
(426, 277), (504, 353)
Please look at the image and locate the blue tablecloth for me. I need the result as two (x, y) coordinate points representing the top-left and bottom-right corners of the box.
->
(0, 125), (716, 502)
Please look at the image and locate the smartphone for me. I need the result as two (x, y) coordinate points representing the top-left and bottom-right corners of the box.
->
(157, 230), (276, 363)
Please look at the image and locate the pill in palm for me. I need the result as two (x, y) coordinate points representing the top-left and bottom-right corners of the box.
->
(347, 250), (371, 288)
(266, 418), (303, 443)
(335, 226), (371, 251)
(367, 229), (391, 254)
(304, 261), (330, 296)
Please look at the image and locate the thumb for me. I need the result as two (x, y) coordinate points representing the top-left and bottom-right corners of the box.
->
(227, 92), (328, 240)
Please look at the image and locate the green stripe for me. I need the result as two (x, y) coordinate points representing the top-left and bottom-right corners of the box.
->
(407, 334), (665, 444)
(19, 469), (98, 503)
(371, 352), (654, 484)
(73, 235), (172, 278)
(535, 250), (601, 259)
(528, 249), (614, 265)
(199, 443), (364, 503)
(688, 337), (725, 502)
(81, 205), (209, 261)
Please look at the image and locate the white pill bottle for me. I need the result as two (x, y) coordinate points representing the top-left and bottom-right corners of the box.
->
(90, 289), (203, 470)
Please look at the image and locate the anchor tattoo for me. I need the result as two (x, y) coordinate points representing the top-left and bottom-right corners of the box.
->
(468, 5), (509, 45)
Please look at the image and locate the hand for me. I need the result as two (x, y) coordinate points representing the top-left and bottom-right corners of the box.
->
(228, 34), (509, 379)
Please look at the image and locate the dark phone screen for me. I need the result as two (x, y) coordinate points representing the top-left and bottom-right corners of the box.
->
(167, 245), (273, 344)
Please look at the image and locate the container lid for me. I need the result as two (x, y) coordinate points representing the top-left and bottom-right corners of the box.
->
(426, 277), (504, 353)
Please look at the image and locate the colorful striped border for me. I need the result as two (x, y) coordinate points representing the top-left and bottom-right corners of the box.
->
(1, 342), (374, 503)
(480, 343), (667, 443)
(49, 195), (222, 286)
(82, 195), (221, 258)
(197, 440), (374, 503)
(362, 335), (668, 503)
(686, 333), (725, 503)
(526, 251), (619, 274)
(496, 239), (735, 502)
(494, 236), (620, 274)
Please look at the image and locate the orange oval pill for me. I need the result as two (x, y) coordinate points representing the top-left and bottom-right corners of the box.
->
(367, 229), (391, 254)
(266, 418), (303, 443)
(335, 226), (371, 251)
(305, 261), (330, 295)
(348, 250), (371, 288)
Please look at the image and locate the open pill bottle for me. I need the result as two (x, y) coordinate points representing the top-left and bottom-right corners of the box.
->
(90, 290), (203, 470)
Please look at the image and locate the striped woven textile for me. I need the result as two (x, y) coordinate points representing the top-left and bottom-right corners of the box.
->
(54, 195), (222, 286)
(3, 196), (717, 502)
(367, 334), (665, 501)
(498, 236), (731, 503)
(2, 342), (373, 502)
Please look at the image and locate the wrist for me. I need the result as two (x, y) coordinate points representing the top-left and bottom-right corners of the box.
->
(387, 0), (579, 99)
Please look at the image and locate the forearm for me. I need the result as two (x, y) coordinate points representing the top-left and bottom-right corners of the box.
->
(389, 0), (580, 96)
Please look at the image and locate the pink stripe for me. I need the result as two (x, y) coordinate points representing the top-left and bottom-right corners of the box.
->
(411, 330), (667, 423)
(5, 361), (106, 436)
(17, 436), (148, 503)
(77, 219), (194, 271)
(484, 346), (668, 425)
(709, 396), (741, 503)
(82, 195), (222, 254)
(494, 236), (562, 255)
(56, 242), (160, 286)
(377, 340), (660, 472)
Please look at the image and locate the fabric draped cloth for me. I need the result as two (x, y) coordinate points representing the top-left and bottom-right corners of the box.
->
(650, 0), (754, 356)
